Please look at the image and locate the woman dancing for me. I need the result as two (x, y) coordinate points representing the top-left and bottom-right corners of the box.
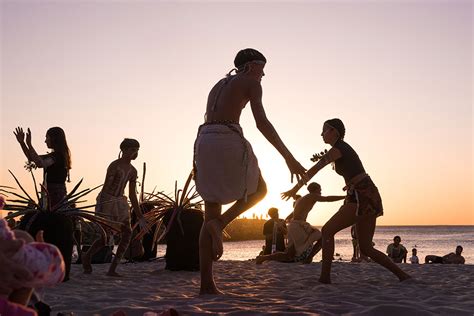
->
(282, 118), (410, 284)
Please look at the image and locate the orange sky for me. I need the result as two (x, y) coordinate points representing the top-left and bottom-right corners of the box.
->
(1, 1), (472, 225)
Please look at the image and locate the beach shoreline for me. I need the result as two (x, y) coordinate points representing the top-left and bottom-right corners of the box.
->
(42, 260), (474, 315)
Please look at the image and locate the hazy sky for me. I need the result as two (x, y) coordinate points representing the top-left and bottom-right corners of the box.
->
(1, 1), (472, 225)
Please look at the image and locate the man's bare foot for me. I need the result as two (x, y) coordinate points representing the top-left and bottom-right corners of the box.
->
(82, 253), (92, 274)
(106, 271), (123, 277)
(205, 219), (223, 261)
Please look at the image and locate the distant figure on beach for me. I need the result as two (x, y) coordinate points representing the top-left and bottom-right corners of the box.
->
(263, 208), (286, 254)
(350, 225), (370, 262)
(14, 127), (72, 208)
(386, 236), (407, 263)
(82, 139), (148, 277)
(425, 245), (465, 264)
(257, 182), (344, 264)
(282, 118), (411, 284)
(193, 48), (307, 294)
(409, 248), (419, 264)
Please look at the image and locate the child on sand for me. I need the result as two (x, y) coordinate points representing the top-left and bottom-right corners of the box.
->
(81, 139), (148, 277)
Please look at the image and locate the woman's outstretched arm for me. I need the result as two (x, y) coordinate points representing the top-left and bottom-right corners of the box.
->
(281, 148), (342, 200)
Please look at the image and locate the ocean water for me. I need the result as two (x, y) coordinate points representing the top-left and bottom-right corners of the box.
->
(154, 226), (474, 264)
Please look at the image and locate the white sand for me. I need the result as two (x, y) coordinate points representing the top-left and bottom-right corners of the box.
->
(42, 260), (474, 315)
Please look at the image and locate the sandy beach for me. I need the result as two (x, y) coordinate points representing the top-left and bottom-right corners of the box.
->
(41, 260), (474, 315)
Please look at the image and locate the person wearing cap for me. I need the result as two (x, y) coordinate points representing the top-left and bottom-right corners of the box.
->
(282, 118), (411, 284)
(82, 138), (148, 277)
(194, 48), (307, 294)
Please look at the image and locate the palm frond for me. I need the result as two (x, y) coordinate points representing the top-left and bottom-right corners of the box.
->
(8, 170), (36, 203)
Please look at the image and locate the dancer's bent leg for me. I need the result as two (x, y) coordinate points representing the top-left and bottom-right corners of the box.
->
(206, 176), (267, 261)
(319, 204), (358, 284)
(356, 217), (411, 282)
(200, 177), (267, 295)
(82, 229), (106, 274)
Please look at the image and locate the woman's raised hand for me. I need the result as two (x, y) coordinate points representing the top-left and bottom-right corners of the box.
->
(26, 128), (32, 146)
(13, 127), (25, 143)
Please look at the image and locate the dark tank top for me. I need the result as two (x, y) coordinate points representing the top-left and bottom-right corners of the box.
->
(333, 139), (366, 183)
(43, 152), (67, 184)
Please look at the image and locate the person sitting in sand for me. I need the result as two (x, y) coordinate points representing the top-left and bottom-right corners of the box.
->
(257, 182), (344, 264)
(425, 245), (465, 264)
(284, 195), (301, 222)
(282, 118), (411, 284)
(263, 208), (286, 254)
(409, 248), (419, 264)
(193, 48), (307, 294)
(82, 138), (148, 277)
(386, 236), (407, 263)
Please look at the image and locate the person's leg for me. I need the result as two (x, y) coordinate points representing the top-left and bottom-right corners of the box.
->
(319, 204), (358, 284)
(424, 255), (442, 264)
(206, 176), (267, 260)
(356, 217), (411, 281)
(81, 230), (106, 274)
(256, 251), (294, 264)
(107, 223), (131, 276)
(256, 245), (295, 264)
(302, 239), (322, 264)
(73, 227), (82, 263)
(200, 201), (222, 294)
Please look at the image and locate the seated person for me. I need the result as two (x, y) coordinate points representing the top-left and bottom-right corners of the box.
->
(425, 245), (465, 264)
(386, 235), (407, 263)
(256, 183), (344, 264)
(263, 208), (286, 254)
(409, 248), (419, 264)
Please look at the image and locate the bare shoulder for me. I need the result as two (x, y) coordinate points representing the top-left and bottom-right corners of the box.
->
(107, 159), (120, 171)
(129, 165), (138, 179)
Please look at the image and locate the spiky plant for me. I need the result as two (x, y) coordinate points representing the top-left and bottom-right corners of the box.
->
(1, 169), (122, 234)
(134, 171), (203, 244)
